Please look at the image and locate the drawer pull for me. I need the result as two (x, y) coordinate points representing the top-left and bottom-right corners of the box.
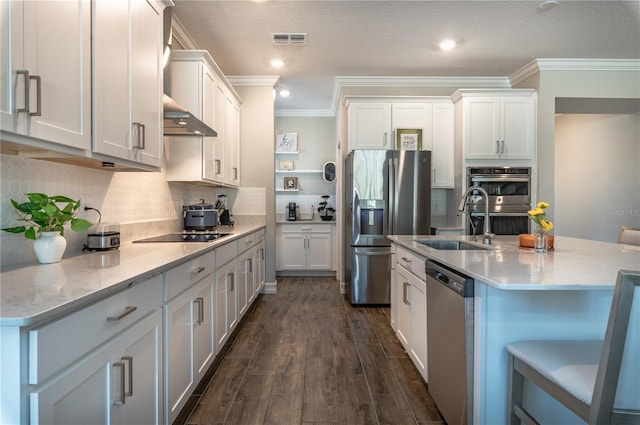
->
(191, 266), (206, 276)
(246, 239), (253, 245)
(401, 257), (412, 264)
(107, 306), (137, 322)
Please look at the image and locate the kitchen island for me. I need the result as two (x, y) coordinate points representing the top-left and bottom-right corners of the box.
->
(388, 234), (640, 424)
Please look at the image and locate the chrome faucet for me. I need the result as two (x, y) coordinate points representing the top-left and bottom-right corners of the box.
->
(458, 186), (495, 245)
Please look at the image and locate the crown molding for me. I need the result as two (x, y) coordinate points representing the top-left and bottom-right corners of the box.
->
(227, 76), (280, 87)
(510, 58), (640, 85)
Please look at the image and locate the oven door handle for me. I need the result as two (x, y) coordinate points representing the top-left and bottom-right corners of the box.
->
(470, 212), (529, 217)
(469, 177), (530, 183)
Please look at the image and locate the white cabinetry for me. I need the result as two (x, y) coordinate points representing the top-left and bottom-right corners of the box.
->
(347, 99), (454, 188)
(163, 251), (216, 425)
(347, 102), (392, 149)
(453, 89), (537, 161)
(0, 0), (91, 150)
(276, 224), (332, 271)
(255, 239), (266, 295)
(215, 241), (239, 348)
(93, 0), (164, 169)
(29, 275), (163, 425)
(165, 50), (241, 188)
(392, 244), (428, 381)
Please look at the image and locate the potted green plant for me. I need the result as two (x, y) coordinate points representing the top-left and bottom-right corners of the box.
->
(317, 195), (335, 221)
(2, 193), (93, 263)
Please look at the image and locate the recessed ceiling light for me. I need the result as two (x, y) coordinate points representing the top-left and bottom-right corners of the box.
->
(439, 39), (456, 51)
(270, 59), (284, 68)
(279, 89), (290, 98)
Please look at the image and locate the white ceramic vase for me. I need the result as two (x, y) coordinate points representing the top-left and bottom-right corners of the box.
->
(33, 231), (67, 264)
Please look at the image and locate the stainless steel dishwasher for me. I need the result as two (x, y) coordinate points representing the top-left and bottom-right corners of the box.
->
(425, 259), (474, 425)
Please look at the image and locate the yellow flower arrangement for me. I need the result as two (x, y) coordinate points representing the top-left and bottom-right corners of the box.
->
(528, 201), (554, 232)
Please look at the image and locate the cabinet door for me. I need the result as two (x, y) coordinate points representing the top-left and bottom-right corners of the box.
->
(130, 0), (162, 167)
(213, 79), (227, 182)
(409, 280), (427, 382)
(431, 102), (454, 188)
(225, 94), (240, 187)
(93, 0), (132, 161)
(392, 103), (432, 150)
(237, 250), (251, 318)
(202, 67), (218, 181)
(348, 103), (392, 149)
(215, 260), (238, 349)
(30, 344), (112, 425)
(164, 289), (196, 424)
(500, 96), (535, 160)
(306, 233), (332, 270)
(395, 266), (412, 350)
(112, 310), (163, 425)
(277, 233), (307, 270)
(254, 241), (266, 295)
(464, 97), (501, 160)
(1, 0), (91, 149)
(192, 280), (215, 382)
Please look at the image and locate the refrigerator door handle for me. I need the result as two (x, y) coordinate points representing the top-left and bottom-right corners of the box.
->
(388, 156), (395, 235)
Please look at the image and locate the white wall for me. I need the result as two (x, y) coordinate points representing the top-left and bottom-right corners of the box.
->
(555, 113), (640, 242)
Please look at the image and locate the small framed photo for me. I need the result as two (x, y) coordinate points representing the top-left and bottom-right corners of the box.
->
(276, 133), (298, 153)
(396, 128), (422, 151)
(283, 176), (298, 190)
(278, 160), (295, 171)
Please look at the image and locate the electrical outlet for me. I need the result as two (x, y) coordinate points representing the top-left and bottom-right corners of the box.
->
(79, 194), (91, 218)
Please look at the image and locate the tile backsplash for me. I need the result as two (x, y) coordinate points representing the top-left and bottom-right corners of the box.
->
(0, 154), (265, 267)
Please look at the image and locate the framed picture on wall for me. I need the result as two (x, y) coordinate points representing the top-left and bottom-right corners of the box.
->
(283, 176), (298, 190)
(277, 160), (295, 171)
(276, 133), (298, 153)
(396, 128), (422, 150)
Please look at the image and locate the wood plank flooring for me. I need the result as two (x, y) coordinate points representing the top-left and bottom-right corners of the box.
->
(179, 276), (445, 425)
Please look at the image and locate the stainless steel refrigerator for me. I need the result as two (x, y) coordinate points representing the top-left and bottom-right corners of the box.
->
(344, 149), (431, 305)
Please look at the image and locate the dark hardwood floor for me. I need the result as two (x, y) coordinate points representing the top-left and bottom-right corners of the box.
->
(179, 276), (445, 425)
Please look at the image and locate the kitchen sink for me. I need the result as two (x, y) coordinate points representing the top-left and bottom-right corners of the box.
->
(415, 240), (490, 250)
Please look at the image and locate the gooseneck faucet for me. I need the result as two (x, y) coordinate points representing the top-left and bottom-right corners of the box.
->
(458, 186), (495, 245)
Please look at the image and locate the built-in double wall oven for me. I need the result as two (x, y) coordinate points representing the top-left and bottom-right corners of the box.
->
(465, 167), (532, 235)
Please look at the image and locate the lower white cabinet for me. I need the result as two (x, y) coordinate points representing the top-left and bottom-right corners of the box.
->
(164, 279), (214, 424)
(215, 256), (238, 349)
(392, 244), (428, 382)
(237, 248), (253, 318)
(276, 224), (332, 271)
(254, 240), (266, 295)
(30, 293), (163, 425)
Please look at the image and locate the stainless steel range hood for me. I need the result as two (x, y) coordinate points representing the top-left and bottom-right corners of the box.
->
(163, 95), (217, 137)
(162, 8), (217, 137)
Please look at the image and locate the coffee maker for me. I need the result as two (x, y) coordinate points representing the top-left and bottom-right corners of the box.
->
(286, 202), (298, 221)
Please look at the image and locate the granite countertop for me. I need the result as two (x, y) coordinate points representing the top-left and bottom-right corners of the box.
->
(0, 223), (265, 327)
(388, 234), (640, 291)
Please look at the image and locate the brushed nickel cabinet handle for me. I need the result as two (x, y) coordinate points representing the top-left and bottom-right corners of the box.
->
(496, 140), (500, 154)
(29, 75), (41, 117)
(16, 70), (29, 113)
(228, 272), (235, 292)
(113, 361), (126, 405)
(122, 356), (133, 398)
(247, 258), (252, 273)
(107, 306), (137, 321)
(401, 257), (412, 264)
(139, 123), (146, 150)
(402, 282), (410, 305)
(191, 266), (206, 276)
(193, 298), (204, 325)
(215, 159), (221, 175)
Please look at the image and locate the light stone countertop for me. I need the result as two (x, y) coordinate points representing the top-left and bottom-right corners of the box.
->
(0, 223), (265, 327)
(388, 234), (640, 290)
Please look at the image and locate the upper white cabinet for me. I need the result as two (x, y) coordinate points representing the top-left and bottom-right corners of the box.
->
(391, 101), (454, 188)
(347, 103), (392, 149)
(0, 0), (91, 150)
(93, 0), (165, 169)
(165, 50), (241, 188)
(453, 89), (537, 161)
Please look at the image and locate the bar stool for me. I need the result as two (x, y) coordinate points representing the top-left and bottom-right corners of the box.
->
(507, 270), (640, 424)
(617, 226), (640, 246)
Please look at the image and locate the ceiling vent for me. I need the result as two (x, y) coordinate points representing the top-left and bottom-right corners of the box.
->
(272, 33), (307, 45)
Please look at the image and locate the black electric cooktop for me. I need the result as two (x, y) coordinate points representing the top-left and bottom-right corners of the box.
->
(133, 232), (232, 243)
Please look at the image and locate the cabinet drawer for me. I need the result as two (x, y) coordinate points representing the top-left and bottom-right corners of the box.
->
(280, 223), (331, 234)
(216, 240), (238, 267)
(28, 274), (162, 385)
(237, 229), (264, 253)
(164, 251), (215, 301)
(396, 245), (426, 281)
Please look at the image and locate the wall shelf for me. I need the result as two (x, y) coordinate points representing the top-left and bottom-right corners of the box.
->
(275, 169), (322, 174)
(276, 188), (300, 192)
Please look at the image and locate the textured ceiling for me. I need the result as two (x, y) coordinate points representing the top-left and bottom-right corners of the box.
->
(172, 1), (640, 113)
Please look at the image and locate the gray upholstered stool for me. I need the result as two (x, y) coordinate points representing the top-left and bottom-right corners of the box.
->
(507, 270), (640, 425)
